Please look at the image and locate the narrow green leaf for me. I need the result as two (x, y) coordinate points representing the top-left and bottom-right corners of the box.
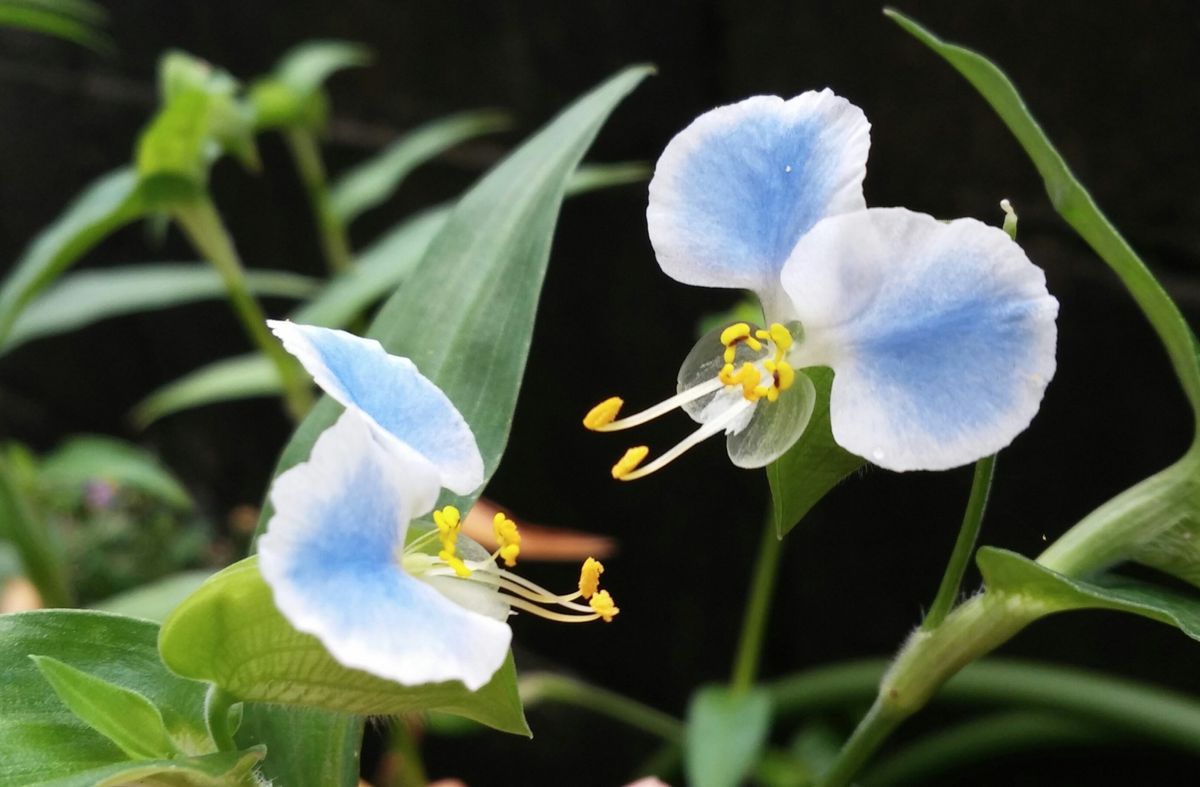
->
(330, 110), (511, 223)
(31, 655), (177, 760)
(768, 367), (865, 536)
(130, 160), (647, 425)
(978, 546), (1200, 639)
(0, 1), (112, 54)
(0, 455), (71, 606)
(158, 557), (530, 735)
(0, 167), (144, 345)
(93, 571), (212, 623)
(685, 685), (772, 787)
(39, 436), (192, 509)
(886, 8), (1200, 422)
(0, 610), (214, 784)
(231, 65), (651, 785)
(2, 264), (317, 355)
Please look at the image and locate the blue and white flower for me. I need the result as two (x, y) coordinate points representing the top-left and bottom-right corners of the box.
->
(587, 92), (1058, 477)
(261, 323), (618, 691)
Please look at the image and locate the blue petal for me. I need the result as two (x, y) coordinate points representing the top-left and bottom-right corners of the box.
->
(647, 91), (869, 309)
(781, 208), (1058, 471)
(269, 321), (485, 495)
(258, 411), (511, 691)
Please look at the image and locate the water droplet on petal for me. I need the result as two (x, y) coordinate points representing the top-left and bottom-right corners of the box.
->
(784, 164), (793, 173)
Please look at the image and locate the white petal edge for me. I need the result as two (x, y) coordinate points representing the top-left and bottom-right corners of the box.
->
(647, 90), (870, 302)
(781, 207), (1059, 471)
(258, 410), (511, 690)
(268, 320), (485, 495)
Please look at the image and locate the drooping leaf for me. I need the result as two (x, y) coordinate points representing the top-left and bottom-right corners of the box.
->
(92, 571), (212, 623)
(31, 655), (178, 760)
(39, 436), (192, 509)
(0, 610), (219, 784)
(2, 264), (317, 355)
(131, 161), (649, 424)
(0, 167), (144, 345)
(978, 546), (1200, 640)
(0, 456), (71, 606)
(886, 8), (1200, 421)
(768, 367), (865, 536)
(685, 685), (772, 787)
(158, 557), (529, 735)
(330, 110), (511, 223)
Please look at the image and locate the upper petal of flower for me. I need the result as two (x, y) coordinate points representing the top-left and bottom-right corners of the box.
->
(258, 410), (512, 691)
(269, 321), (485, 495)
(781, 208), (1058, 471)
(647, 90), (870, 305)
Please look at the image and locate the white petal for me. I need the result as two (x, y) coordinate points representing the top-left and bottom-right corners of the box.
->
(782, 208), (1058, 471)
(268, 321), (485, 495)
(647, 90), (870, 301)
(258, 410), (511, 691)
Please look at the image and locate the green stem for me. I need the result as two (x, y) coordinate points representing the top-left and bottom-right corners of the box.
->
(519, 672), (684, 743)
(862, 711), (1103, 787)
(387, 718), (428, 787)
(817, 697), (903, 787)
(204, 684), (239, 752)
(730, 512), (782, 692)
(1037, 453), (1200, 576)
(285, 129), (354, 274)
(923, 455), (996, 630)
(770, 657), (1200, 755)
(173, 198), (312, 420)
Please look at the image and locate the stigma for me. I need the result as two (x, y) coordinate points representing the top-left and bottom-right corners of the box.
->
(404, 506), (619, 623)
(585, 321), (799, 480)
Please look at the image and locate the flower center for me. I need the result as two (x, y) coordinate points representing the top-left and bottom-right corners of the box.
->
(584, 321), (800, 480)
(401, 506), (619, 623)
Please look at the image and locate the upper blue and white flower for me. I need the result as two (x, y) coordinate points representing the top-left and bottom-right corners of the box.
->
(261, 323), (618, 691)
(586, 93), (1058, 477)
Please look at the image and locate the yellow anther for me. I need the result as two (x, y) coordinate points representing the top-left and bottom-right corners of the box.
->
(755, 328), (770, 341)
(775, 360), (796, 391)
(439, 550), (472, 578)
(736, 362), (762, 399)
(578, 557), (604, 599)
(719, 363), (736, 384)
(720, 323), (751, 347)
(493, 512), (521, 567)
(745, 336), (762, 352)
(769, 322), (793, 352)
(589, 590), (619, 622)
(723, 345), (736, 364)
(611, 446), (649, 480)
(584, 397), (623, 430)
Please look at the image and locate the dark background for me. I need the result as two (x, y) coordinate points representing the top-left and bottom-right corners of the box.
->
(2, 1), (1199, 784)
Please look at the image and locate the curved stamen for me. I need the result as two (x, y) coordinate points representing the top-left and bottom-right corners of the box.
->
(585, 376), (725, 432)
(617, 397), (754, 481)
(503, 595), (605, 623)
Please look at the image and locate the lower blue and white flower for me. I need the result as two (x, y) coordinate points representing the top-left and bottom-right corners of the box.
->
(260, 323), (618, 690)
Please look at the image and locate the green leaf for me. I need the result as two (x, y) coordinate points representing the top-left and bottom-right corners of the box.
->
(231, 65), (651, 785)
(39, 436), (192, 509)
(93, 571), (212, 623)
(886, 8), (1200, 423)
(130, 160), (649, 425)
(250, 40), (371, 131)
(978, 546), (1200, 639)
(158, 557), (530, 735)
(0, 0), (113, 54)
(685, 685), (772, 787)
(0, 455), (71, 606)
(768, 367), (865, 536)
(2, 264), (317, 355)
(31, 655), (178, 760)
(330, 110), (510, 223)
(0, 610), (218, 784)
(0, 167), (144, 345)
(233, 705), (358, 787)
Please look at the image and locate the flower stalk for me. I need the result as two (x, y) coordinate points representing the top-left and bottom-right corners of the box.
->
(284, 128), (355, 274)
